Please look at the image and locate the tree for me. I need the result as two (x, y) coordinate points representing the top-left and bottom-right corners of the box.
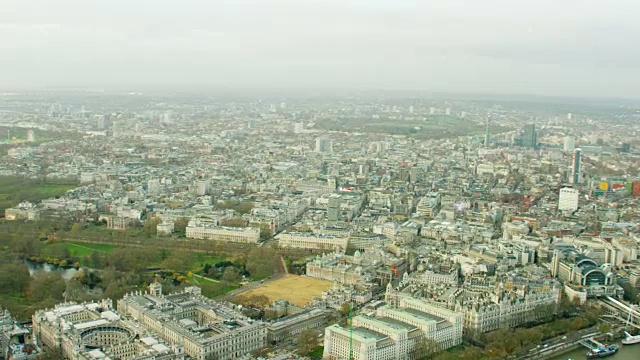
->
(28, 272), (66, 302)
(65, 279), (85, 301)
(90, 251), (103, 268)
(222, 267), (242, 283)
(39, 347), (63, 360)
(174, 217), (190, 234)
(246, 246), (278, 279)
(339, 302), (351, 317)
(598, 322), (611, 334)
(160, 251), (194, 273)
(412, 337), (439, 360)
(0, 263), (31, 295)
(143, 217), (161, 237)
(297, 329), (319, 355)
(220, 218), (249, 227)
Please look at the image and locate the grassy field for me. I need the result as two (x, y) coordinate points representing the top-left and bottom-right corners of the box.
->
(0, 293), (33, 319)
(243, 274), (332, 306)
(309, 347), (324, 358)
(63, 242), (118, 257)
(0, 176), (76, 212)
(191, 253), (224, 271)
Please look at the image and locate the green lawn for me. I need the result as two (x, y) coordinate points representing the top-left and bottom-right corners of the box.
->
(309, 346), (324, 358)
(191, 253), (224, 271)
(31, 184), (75, 198)
(197, 282), (238, 298)
(0, 293), (33, 320)
(63, 242), (118, 256)
(0, 176), (77, 211)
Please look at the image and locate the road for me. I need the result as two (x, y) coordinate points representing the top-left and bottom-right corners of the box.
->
(517, 326), (601, 360)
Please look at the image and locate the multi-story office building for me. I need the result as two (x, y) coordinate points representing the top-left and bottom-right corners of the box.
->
(327, 194), (342, 222)
(323, 293), (462, 360)
(315, 137), (333, 153)
(415, 192), (441, 217)
(185, 220), (260, 243)
(276, 231), (349, 252)
(1, 308), (39, 360)
(558, 187), (579, 213)
(266, 308), (331, 344)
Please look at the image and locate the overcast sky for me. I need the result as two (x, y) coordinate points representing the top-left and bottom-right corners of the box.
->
(1, 0), (639, 98)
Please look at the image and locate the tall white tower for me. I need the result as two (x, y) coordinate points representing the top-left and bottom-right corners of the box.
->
(26, 129), (35, 142)
(563, 137), (576, 152)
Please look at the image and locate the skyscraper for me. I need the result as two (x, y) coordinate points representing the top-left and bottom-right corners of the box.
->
(315, 137), (333, 153)
(484, 115), (491, 147)
(563, 137), (576, 152)
(571, 148), (581, 185)
(522, 124), (537, 148)
(327, 195), (341, 221)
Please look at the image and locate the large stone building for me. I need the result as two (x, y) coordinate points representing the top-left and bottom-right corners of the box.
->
(185, 220), (260, 243)
(455, 284), (561, 333)
(306, 251), (407, 288)
(2, 307), (40, 360)
(266, 308), (331, 344)
(550, 250), (622, 301)
(117, 283), (267, 360)
(276, 231), (349, 252)
(323, 292), (462, 360)
(32, 299), (185, 360)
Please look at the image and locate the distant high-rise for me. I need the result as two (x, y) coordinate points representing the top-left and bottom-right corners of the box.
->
(445, 107), (451, 116)
(484, 115), (491, 147)
(95, 115), (105, 130)
(558, 187), (579, 213)
(567, 113), (573, 120)
(429, 107), (436, 115)
(26, 129), (35, 142)
(563, 137), (576, 152)
(294, 122), (304, 134)
(408, 105), (414, 114)
(315, 137), (333, 153)
(522, 124), (538, 148)
(571, 148), (581, 185)
(327, 195), (341, 221)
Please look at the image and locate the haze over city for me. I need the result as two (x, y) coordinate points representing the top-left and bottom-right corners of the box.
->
(1, 0), (640, 98)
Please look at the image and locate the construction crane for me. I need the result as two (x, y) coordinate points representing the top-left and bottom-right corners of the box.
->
(349, 301), (354, 360)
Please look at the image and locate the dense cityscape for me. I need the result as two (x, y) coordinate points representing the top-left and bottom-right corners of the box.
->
(0, 90), (639, 360)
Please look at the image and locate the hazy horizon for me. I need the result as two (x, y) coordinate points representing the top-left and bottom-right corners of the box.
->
(3, 0), (640, 99)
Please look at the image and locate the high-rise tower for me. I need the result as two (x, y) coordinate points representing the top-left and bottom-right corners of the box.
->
(571, 148), (581, 185)
(522, 124), (537, 148)
(484, 115), (491, 147)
